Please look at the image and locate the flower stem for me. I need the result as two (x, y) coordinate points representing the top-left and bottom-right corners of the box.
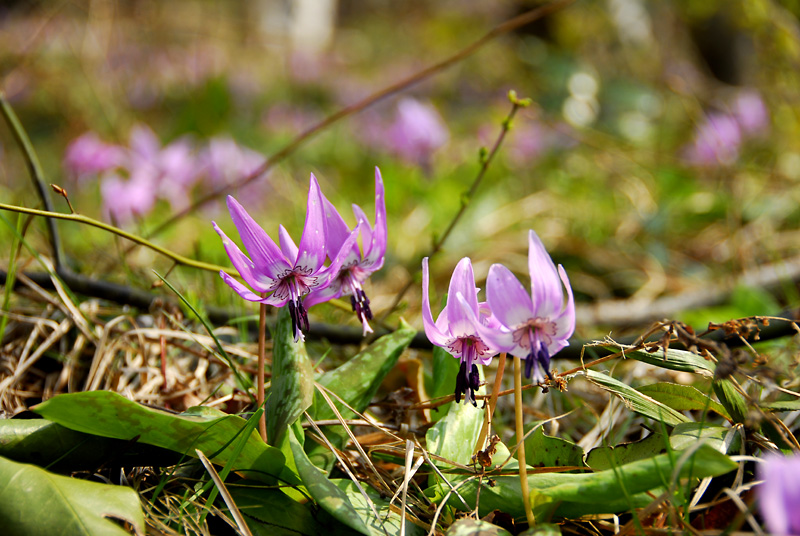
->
(514, 355), (535, 528)
(473, 352), (507, 455)
(258, 299), (267, 443)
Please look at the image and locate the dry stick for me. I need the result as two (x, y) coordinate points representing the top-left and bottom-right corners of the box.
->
(513, 356), (535, 527)
(136, 0), (574, 247)
(473, 352), (507, 455)
(380, 97), (527, 323)
(257, 299), (267, 443)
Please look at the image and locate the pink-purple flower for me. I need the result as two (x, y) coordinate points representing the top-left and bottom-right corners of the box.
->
(387, 98), (449, 168)
(684, 112), (742, 167)
(305, 167), (387, 335)
(63, 132), (125, 183)
(466, 230), (575, 384)
(757, 453), (800, 535)
(422, 257), (500, 405)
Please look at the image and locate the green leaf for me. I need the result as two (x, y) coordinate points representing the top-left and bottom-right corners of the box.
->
(426, 366), (485, 466)
(267, 307), (314, 447)
(288, 430), (370, 535)
(0, 455), (144, 535)
(524, 426), (587, 470)
(586, 433), (667, 472)
(670, 422), (739, 453)
(334, 479), (425, 536)
(312, 319), (416, 421)
(227, 486), (333, 536)
(445, 518), (513, 536)
(33, 391), (287, 483)
(762, 399), (800, 412)
(712, 379), (748, 424)
(519, 524), (562, 535)
(0, 419), (179, 473)
(637, 383), (730, 420)
(429, 345), (460, 422)
(612, 345), (716, 377)
(584, 370), (689, 426)
(428, 443), (737, 520)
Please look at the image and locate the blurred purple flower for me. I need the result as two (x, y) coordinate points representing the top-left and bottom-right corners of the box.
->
(214, 174), (346, 342)
(100, 173), (157, 225)
(466, 230), (574, 384)
(684, 113), (742, 167)
(422, 257), (499, 406)
(199, 136), (264, 188)
(305, 168), (387, 335)
(758, 453), (800, 535)
(734, 89), (769, 135)
(387, 98), (449, 168)
(63, 133), (125, 182)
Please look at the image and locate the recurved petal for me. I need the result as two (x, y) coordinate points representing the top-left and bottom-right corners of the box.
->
(527, 230), (563, 318)
(758, 455), (792, 535)
(421, 257), (453, 348)
(303, 279), (342, 308)
(213, 222), (272, 292)
(362, 167), (386, 269)
(321, 190), (353, 257)
(219, 271), (266, 303)
(226, 196), (291, 279)
(455, 292), (513, 356)
(296, 173), (328, 272)
(325, 221), (362, 278)
(553, 265), (576, 339)
(445, 258), (480, 337)
(486, 263), (534, 330)
(278, 224), (299, 263)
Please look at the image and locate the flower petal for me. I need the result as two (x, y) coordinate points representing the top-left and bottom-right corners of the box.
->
(303, 279), (343, 308)
(219, 271), (265, 303)
(324, 220), (362, 279)
(527, 230), (563, 318)
(486, 263), (534, 329)
(212, 222), (272, 292)
(455, 292), (512, 357)
(421, 257), (453, 348)
(552, 265), (575, 340)
(362, 167), (387, 269)
(278, 224), (299, 263)
(445, 258), (479, 337)
(321, 191), (355, 259)
(226, 196), (291, 279)
(296, 173), (328, 272)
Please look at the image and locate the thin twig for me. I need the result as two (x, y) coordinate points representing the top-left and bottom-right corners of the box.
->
(257, 299), (267, 443)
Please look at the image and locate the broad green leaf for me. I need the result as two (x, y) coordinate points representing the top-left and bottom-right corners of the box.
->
(637, 383), (730, 420)
(524, 426), (587, 470)
(0, 419), (179, 473)
(334, 479), (425, 536)
(33, 391), (288, 483)
(312, 319), (416, 421)
(428, 443), (737, 520)
(446, 518), (513, 536)
(610, 345), (715, 377)
(228, 486), (334, 536)
(426, 366), (485, 466)
(584, 370), (689, 426)
(288, 430), (370, 535)
(712, 379), (748, 424)
(0, 455), (144, 536)
(520, 524), (562, 535)
(429, 345), (460, 422)
(586, 433), (667, 472)
(762, 399), (800, 412)
(670, 422), (741, 453)
(267, 307), (314, 447)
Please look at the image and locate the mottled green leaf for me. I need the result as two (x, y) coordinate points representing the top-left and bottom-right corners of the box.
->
(446, 518), (513, 536)
(762, 399), (800, 412)
(334, 479), (424, 536)
(712, 379), (748, 424)
(586, 433), (667, 472)
(426, 366), (485, 466)
(33, 391), (287, 483)
(524, 426), (586, 470)
(519, 524), (562, 535)
(637, 383), (730, 420)
(584, 370), (689, 426)
(288, 430), (370, 535)
(312, 319), (416, 421)
(228, 486), (333, 536)
(670, 422), (740, 453)
(267, 307), (314, 447)
(610, 345), (715, 377)
(0, 455), (144, 535)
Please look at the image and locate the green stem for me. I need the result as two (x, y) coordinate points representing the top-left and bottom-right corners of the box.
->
(0, 202), (227, 274)
(258, 299), (267, 443)
(514, 356), (535, 528)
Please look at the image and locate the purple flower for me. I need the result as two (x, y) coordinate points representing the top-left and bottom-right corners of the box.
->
(734, 89), (769, 135)
(63, 132), (125, 182)
(466, 230), (574, 384)
(100, 173), (157, 225)
(387, 98), (449, 168)
(758, 453), (800, 535)
(422, 257), (499, 406)
(305, 167), (387, 335)
(213, 174), (334, 342)
(683, 113), (742, 167)
(199, 136), (265, 189)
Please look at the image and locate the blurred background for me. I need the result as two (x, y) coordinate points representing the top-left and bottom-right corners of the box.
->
(1, 0), (799, 344)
